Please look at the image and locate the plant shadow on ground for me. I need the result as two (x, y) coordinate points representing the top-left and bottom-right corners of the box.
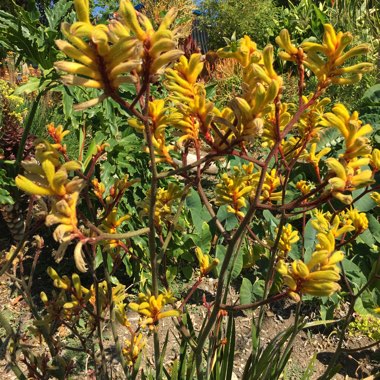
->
(317, 349), (380, 379)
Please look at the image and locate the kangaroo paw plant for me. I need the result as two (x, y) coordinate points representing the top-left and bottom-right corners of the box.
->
(1, 1), (379, 379)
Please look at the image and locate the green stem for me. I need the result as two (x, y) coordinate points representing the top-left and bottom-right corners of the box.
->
(15, 91), (44, 174)
(102, 250), (130, 376)
(94, 275), (109, 379)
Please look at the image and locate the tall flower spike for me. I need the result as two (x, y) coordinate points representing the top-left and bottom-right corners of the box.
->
(56, 11), (140, 110)
(195, 247), (219, 276)
(275, 29), (301, 62)
(101, 208), (130, 252)
(140, 183), (181, 226)
(217, 35), (261, 68)
(119, 1), (183, 75)
(165, 54), (215, 144)
(277, 224), (299, 258)
(215, 165), (256, 218)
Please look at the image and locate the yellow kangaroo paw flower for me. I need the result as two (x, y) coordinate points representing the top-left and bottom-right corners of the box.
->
(150, 50), (184, 74)
(149, 38), (176, 58)
(74, 241), (88, 272)
(15, 175), (54, 196)
(74, 0), (90, 23)
(61, 75), (103, 89)
(158, 8), (177, 31)
(109, 60), (141, 78)
(306, 270), (340, 282)
(119, 0), (146, 40)
(55, 40), (97, 68)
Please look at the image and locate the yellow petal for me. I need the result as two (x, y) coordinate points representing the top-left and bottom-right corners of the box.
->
(15, 175), (54, 196)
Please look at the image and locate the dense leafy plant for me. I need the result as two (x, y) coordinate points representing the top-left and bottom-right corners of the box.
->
(198, 0), (280, 50)
(1, 0), (380, 379)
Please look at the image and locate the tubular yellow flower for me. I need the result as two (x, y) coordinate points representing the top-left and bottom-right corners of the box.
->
(165, 54), (215, 144)
(277, 230), (344, 300)
(325, 157), (374, 204)
(195, 247), (219, 276)
(230, 97), (265, 141)
(217, 35), (261, 68)
(296, 180), (312, 196)
(341, 207), (369, 234)
(262, 103), (292, 148)
(276, 29), (300, 62)
(300, 24), (373, 87)
(122, 333), (146, 366)
(260, 169), (282, 203)
(15, 138), (84, 244)
(128, 99), (181, 163)
(101, 208), (131, 251)
(311, 210), (354, 238)
(140, 183), (181, 226)
(297, 95), (331, 139)
(215, 166), (256, 218)
(321, 104), (372, 160)
(128, 292), (180, 328)
(300, 143), (331, 167)
(371, 192), (380, 207)
(55, 0), (182, 109)
(92, 178), (106, 199)
(371, 149), (380, 171)
(277, 224), (300, 258)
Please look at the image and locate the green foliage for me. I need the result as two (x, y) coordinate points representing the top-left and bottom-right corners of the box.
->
(0, 0), (73, 69)
(0, 168), (14, 204)
(348, 314), (380, 341)
(198, 0), (280, 50)
(360, 84), (380, 135)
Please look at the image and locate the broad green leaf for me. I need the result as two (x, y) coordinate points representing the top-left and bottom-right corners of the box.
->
(192, 221), (212, 253)
(352, 188), (376, 212)
(252, 279), (265, 300)
(230, 249), (243, 280)
(186, 189), (211, 230)
(368, 214), (380, 243)
(342, 258), (367, 290)
(240, 277), (253, 304)
(215, 245), (226, 276)
(14, 77), (40, 95)
(304, 218), (317, 260)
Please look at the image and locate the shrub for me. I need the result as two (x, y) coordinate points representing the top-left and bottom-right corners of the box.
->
(1, 1), (379, 379)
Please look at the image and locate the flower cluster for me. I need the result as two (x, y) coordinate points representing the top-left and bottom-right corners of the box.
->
(128, 99), (181, 163)
(278, 24), (373, 87)
(215, 166), (255, 218)
(122, 333), (146, 366)
(101, 208), (130, 251)
(277, 230), (344, 301)
(55, 0), (182, 110)
(165, 54), (214, 146)
(277, 224), (300, 258)
(128, 290), (180, 329)
(139, 183), (181, 226)
(195, 247), (219, 276)
(15, 134), (84, 244)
